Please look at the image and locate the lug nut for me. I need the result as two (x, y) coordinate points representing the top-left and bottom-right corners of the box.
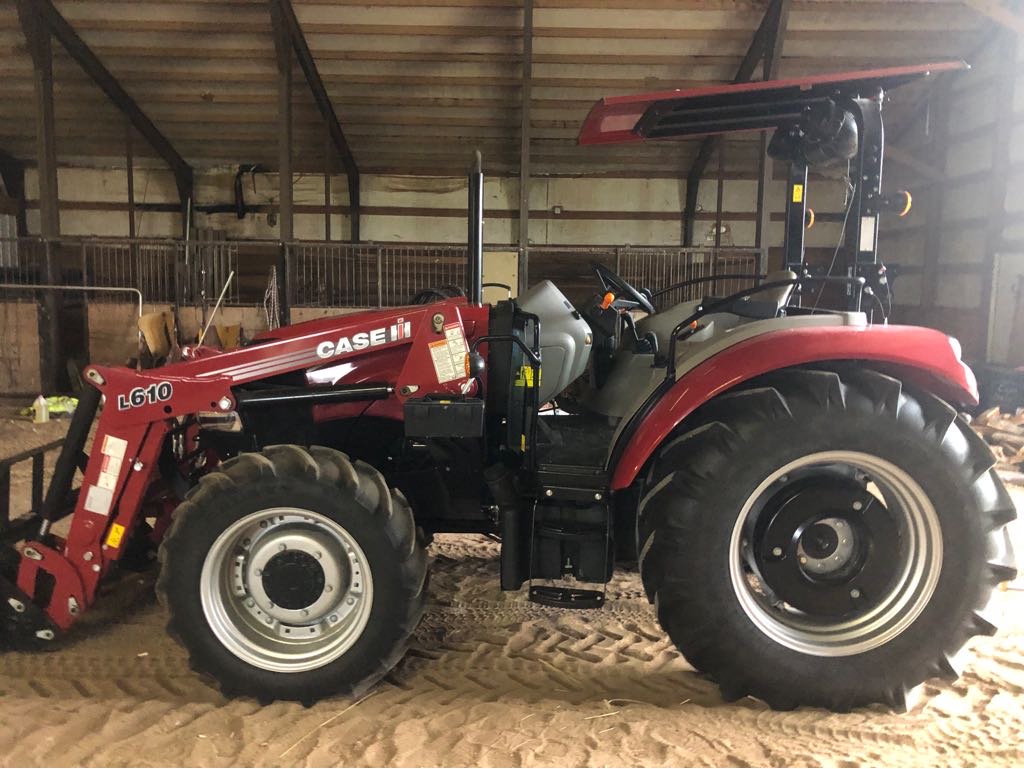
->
(544, 489), (553, 497)
(850, 588), (861, 598)
(325, 585), (333, 593)
(799, 556), (808, 565)
(852, 501), (863, 511)
(771, 547), (783, 557)
(278, 544), (286, 552)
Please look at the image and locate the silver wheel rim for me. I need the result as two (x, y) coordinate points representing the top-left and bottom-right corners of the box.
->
(200, 507), (374, 672)
(729, 451), (943, 657)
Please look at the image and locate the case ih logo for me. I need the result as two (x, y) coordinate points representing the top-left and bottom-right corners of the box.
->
(316, 319), (411, 359)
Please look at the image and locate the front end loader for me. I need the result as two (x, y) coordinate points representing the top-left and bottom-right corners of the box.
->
(0, 62), (1016, 711)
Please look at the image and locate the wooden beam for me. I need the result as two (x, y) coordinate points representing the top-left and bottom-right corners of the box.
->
(962, 0), (1024, 35)
(271, 3), (294, 244)
(16, 0), (59, 239)
(980, 29), (1017, 357)
(0, 147), (28, 236)
(16, 0), (60, 393)
(919, 78), (953, 309)
(755, 0), (791, 253)
(33, 0), (193, 209)
(125, 122), (136, 240)
(519, 0), (534, 294)
(271, 0), (293, 324)
(272, 0), (360, 242)
(324, 125), (332, 241)
(685, 0), (788, 245)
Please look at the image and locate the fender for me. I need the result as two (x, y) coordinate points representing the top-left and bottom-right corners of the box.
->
(608, 324), (978, 490)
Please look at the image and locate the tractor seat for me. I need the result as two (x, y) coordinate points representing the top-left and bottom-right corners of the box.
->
(721, 269), (799, 319)
(753, 269), (799, 310)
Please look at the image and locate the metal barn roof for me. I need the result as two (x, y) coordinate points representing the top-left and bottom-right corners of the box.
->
(0, 0), (996, 177)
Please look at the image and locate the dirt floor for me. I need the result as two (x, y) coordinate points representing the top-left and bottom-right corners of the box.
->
(1, 411), (1023, 768)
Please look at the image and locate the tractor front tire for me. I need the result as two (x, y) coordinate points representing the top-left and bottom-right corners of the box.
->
(638, 367), (1016, 711)
(157, 445), (427, 705)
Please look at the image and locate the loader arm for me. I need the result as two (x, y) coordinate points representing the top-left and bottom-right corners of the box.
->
(3, 299), (485, 641)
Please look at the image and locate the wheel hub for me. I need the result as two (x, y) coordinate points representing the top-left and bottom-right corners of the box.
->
(261, 550), (327, 610)
(797, 517), (857, 575)
(801, 522), (839, 559)
(730, 451), (943, 657)
(202, 508), (373, 672)
(754, 477), (901, 617)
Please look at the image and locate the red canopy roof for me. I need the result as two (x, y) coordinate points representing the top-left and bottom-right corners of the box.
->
(577, 61), (967, 146)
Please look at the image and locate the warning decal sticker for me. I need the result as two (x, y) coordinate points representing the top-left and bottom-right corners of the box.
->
(429, 340), (459, 383)
(86, 433), (129, 516)
(105, 523), (126, 549)
(428, 323), (469, 384)
(84, 484), (114, 516)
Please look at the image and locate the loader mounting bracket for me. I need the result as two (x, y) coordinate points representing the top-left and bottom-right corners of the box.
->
(0, 566), (60, 650)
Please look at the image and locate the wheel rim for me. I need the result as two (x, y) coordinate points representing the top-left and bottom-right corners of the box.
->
(200, 507), (374, 672)
(729, 451), (942, 657)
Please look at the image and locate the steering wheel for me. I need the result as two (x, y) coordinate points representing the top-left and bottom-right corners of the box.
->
(591, 261), (656, 315)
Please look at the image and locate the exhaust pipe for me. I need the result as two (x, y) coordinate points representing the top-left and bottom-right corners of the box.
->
(467, 150), (483, 305)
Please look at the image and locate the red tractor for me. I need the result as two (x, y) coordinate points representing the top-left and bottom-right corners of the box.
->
(0, 63), (1015, 711)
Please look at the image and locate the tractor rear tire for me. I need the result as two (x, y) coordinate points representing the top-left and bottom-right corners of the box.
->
(157, 445), (427, 705)
(637, 367), (1016, 711)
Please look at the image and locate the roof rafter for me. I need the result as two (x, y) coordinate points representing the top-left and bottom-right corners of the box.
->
(684, 0), (791, 245)
(271, 0), (360, 241)
(32, 0), (193, 206)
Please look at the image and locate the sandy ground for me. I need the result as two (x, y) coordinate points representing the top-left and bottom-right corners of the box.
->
(1, 412), (1023, 767)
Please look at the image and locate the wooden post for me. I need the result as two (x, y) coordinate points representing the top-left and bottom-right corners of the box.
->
(518, 0), (534, 295)
(324, 125), (332, 241)
(272, 0), (293, 325)
(755, 0), (790, 264)
(714, 149), (724, 248)
(126, 121), (137, 240)
(17, 0), (60, 393)
(920, 78), (953, 310)
(980, 30), (1017, 356)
